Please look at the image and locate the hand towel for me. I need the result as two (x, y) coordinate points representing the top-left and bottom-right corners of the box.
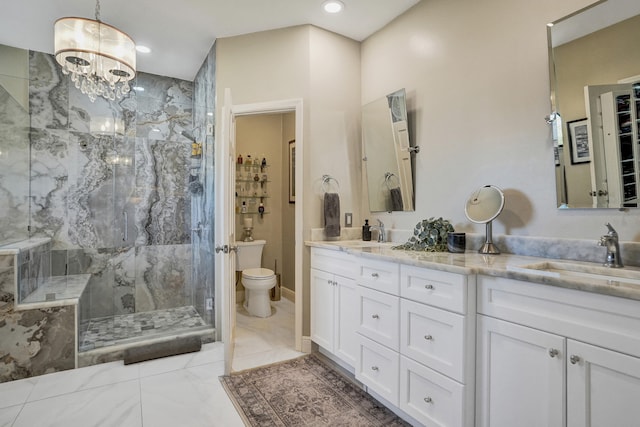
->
(390, 187), (404, 211)
(324, 192), (341, 237)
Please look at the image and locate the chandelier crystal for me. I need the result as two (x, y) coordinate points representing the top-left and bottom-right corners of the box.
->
(54, 0), (136, 102)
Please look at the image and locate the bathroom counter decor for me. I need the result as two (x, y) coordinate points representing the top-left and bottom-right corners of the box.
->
(392, 217), (454, 252)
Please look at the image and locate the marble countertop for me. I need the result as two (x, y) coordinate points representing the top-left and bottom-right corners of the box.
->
(306, 240), (640, 302)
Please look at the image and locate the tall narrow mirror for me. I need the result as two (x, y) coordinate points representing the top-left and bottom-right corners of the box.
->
(549, 0), (640, 208)
(362, 88), (415, 212)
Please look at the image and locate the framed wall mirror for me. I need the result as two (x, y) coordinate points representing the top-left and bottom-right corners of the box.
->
(362, 88), (416, 212)
(548, 0), (640, 209)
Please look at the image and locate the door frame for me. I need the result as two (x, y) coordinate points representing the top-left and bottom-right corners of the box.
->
(223, 97), (304, 353)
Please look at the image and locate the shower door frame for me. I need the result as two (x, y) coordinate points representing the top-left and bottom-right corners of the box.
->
(217, 96), (305, 373)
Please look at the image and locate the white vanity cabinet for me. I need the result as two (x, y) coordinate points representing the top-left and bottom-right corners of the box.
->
(356, 261), (476, 427)
(476, 275), (640, 427)
(310, 248), (360, 369)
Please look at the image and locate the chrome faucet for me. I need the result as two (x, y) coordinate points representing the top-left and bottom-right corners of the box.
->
(598, 223), (623, 268)
(373, 219), (386, 243)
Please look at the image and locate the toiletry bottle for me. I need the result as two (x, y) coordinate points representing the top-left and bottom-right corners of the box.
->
(241, 201), (247, 213)
(246, 155), (252, 165)
(237, 154), (243, 165)
(362, 219), (371, 241)
(261, 157), (267, 170)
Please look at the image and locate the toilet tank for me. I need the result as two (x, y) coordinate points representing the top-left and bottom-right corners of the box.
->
(235, 240), (266, 271)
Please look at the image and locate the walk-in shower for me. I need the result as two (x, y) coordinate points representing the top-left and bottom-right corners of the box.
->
(0, 42), (217, 378)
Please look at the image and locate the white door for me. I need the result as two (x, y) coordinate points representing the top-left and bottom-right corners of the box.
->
(310, 268), (334, 351)
(217, 88), (237, 375)
(334, 275), (358, 367)
(567, 339), (640, 427)
(476, 315), (565, 427)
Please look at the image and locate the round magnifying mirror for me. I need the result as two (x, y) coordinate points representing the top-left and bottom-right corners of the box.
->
(464, 185), (505, 254)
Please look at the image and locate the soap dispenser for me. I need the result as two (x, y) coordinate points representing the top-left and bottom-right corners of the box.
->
(362, 219), (372, 241)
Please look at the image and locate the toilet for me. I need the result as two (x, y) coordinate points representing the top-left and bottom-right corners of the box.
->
(235, 240), (277, 317)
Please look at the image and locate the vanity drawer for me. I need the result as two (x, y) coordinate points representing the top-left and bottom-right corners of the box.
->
(310, 247), (358, 277)
(357, 286), (400, 351)
(400, 355), (465, 427)
(357, 257), (400, 295)
(400, 265), (468, 314)
(401, 299), (466, 382)
(357, 335), (400, 406)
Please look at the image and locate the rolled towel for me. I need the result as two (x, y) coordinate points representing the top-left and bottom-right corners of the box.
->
(390, 187), (404, 211)
(324, 192), (341, 237)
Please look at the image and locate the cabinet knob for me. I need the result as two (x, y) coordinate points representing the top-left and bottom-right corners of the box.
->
(424, 397), (433, 404)
(327, 279), (332, 285)
(548, 348), (559, 358)
(372, 314), (380, 319)
(371, 366), (379, 371)
(424, 335), (433, 341)
(332, 280), (337, 286)
(570, 355), (581, 365)
(424, 284), (434, 290)
(371, 273), (379, 278)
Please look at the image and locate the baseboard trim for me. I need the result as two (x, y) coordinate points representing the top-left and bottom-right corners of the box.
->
(281, 286), (294, 302)
(302, 336), (312, 353)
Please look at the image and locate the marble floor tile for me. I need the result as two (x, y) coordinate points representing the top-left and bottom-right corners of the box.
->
(140, 361), (243, 427)
(13, 380), (142, 427)
(0, 377), (36, 409)
(0, 298), (301, 426)
(28, 360), (140, 401)
(0, 405), (21, 427)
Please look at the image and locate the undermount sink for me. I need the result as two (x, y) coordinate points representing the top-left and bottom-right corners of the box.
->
(511, 261), (640, 285)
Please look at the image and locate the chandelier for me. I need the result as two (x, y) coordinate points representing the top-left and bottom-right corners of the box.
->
(54, 0), (136, 102)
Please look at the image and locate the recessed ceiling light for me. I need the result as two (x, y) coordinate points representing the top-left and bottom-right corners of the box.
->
(136, 45), (151, 53)
(323, 1), (344, 14)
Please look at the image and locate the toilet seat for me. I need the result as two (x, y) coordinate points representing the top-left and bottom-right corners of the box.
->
(242, 267), (275, 279)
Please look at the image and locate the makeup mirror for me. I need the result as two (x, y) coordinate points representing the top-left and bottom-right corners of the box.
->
(464, 185), (505, 254)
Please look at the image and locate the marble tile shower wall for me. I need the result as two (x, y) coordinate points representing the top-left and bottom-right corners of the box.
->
(0, 253), (75, 383)
(17, 240), (52, 302)
(0, 79), (30, 245)
(27, 50), (195, 321)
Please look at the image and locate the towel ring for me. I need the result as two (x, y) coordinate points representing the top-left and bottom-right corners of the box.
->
(384, 172), (400, 189)
(322, 175), (340, 193)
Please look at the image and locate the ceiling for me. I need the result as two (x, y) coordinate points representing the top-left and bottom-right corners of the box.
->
(0, 0), (420, 82)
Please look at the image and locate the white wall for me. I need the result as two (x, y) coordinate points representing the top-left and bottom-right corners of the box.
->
(216, 25), (362, 334)
(361, 0), (640, 242)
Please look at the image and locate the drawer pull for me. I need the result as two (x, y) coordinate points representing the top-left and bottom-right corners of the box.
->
(424, 284), (434, 290)
(371, 273), (379, 278)
(372, 314), (380, 319)
(371, 366), (379, 371)
(424, 335), (433, 341)
(424, 397), (433, 404)
(548, 348), (559, 358)
(570, 355), (581, 365)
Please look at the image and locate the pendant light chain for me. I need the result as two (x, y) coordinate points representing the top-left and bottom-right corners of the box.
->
(95, 0), (101, 22)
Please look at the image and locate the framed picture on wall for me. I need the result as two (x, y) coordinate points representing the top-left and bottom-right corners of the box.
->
(289, 140), (295, 203)
(567, 118), (591, 164)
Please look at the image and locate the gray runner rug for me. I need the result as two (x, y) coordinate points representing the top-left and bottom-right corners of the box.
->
(220, 353), (411, 426)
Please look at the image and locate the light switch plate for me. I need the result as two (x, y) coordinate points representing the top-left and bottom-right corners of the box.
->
(345, 213), (353, 227)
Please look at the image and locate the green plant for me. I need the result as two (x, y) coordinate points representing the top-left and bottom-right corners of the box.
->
(392, 217), (454, 252)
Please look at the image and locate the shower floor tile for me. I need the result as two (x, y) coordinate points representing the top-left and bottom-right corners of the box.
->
(79, 306), (207, 352)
